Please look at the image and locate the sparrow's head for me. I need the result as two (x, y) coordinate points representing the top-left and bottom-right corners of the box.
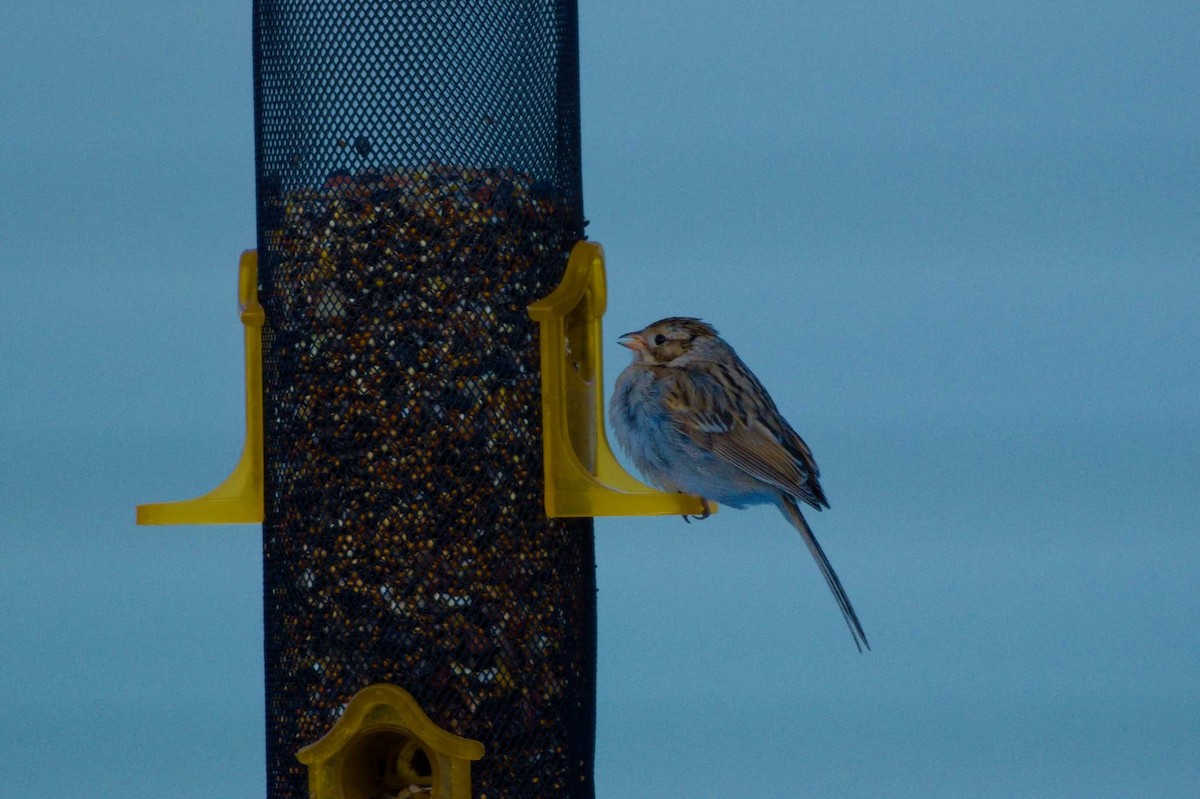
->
(618, 317), (719, 366)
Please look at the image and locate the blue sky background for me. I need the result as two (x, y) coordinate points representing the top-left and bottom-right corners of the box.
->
(2, 1), (1198, 797)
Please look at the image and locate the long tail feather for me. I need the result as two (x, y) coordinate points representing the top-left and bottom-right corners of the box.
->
(779, 496), (870, 652)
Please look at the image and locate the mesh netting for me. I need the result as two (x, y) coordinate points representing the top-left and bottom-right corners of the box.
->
(252, 2), (594, 797)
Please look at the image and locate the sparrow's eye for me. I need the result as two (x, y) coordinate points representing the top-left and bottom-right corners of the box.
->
(653, 334), (666, 346)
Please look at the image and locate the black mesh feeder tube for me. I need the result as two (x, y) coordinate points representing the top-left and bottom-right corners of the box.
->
(253, 2), (595, 798)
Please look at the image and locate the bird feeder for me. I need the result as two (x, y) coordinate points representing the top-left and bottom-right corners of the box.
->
(136, 2), (595, 797)
(137, 2), (704, 797)
(251, 2), (597, 795)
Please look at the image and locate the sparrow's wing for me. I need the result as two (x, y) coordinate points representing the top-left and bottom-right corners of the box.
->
(661, 367), (826, 509)
(711, 420), (827, 510)
(750, 415), (829, 509)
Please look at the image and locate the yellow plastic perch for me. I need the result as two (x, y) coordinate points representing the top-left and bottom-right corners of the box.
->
(527, 241), (713, 518)
(136, 250), (265, 525)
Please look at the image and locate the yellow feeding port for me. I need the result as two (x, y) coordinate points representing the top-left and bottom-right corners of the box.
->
(527, 241), (713, 518)
(297, 684), (484, 799)
(136, 250), (265, 525)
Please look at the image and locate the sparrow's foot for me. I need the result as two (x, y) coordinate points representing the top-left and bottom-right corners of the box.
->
(683, 497), (712, 523)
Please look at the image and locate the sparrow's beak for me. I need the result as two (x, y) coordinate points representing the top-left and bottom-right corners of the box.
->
(618, 331), (647, 351)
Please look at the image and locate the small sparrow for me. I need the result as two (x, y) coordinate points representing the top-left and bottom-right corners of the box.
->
(610, 317), (869, 651)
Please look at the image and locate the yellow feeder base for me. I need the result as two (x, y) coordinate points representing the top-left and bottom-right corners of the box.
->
(297, 684), (484, 799)
(528, 241), (714, 518)
(136, 250), (265, 525)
